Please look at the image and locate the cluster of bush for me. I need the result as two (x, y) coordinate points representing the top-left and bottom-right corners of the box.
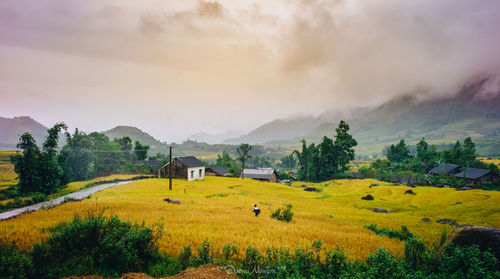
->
(271, 204), (294, 223)
(1, 214), (498, 279)
(366, 224), (414, 241)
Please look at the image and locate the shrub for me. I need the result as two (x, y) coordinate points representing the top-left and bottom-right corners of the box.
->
(0, 240), (34, 279)
(29, 192), (48, 204)
(178, 245), (192, 269)
(31, 213), (160, 278)
(147, 255), (182, 277)
(323, 247), (349, 277)
(242, 246), (262, 276)
(363, 248), (402, 279)
(196, 239), (211, 265)
(437, 244), (500, 279)
(366, 224), (415, 241)
(222, 243), (239, 261)
(271, 204), (294, 223)
(404, 237), (427, 269)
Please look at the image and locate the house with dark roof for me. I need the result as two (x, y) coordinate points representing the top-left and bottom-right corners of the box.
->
(454, 167), (496, 185)
(206, 166), (230, 177)
(428, 163), (460, 176)
(241, 168), (278, 182)
(158, 156), (205, 181)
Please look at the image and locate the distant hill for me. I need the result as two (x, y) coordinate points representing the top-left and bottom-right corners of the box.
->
(0, 116), (48, 150)
(185, 131), (242, 144)
(102, 126), (165, 147)
(306, 80), (500, 156)
(224, 116), (318, 144)
(235, 79), (500, 156)
(102, 126), (171, 156)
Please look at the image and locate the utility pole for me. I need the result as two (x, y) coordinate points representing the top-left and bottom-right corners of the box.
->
(169, 145), (173, 191)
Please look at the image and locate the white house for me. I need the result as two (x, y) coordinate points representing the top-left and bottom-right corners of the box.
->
(158, 156), (205, 181)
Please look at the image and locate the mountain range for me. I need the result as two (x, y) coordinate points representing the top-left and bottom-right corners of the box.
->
(1, 79), (499, 157)
(225, 79), (500, 156)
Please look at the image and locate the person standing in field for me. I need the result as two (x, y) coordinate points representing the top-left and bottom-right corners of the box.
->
(252, 204), (261, 217)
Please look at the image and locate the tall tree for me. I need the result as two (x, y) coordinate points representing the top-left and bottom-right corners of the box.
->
(237, 144), (253, 179)
(11, 123), (67, 194)
(334, 120), (357, 172)
(280, 154), (297, 169)
(115, 136), (133, 152)
(134, 141), (150, 161)
(386, 139), (411, 163)
(461, 137), (476, 166)
(415, 138), (438, 172)
(58, 129), (94, 182)
(318, 136), (338, 179)
(10, 133), (42, 194)
(38, 123), (67, 193)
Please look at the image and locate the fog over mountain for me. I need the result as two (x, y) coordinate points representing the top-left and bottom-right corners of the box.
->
(1, 0), (500, 142)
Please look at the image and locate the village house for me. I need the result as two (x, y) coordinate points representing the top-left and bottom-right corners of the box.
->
(241, 168), (278, 183)
(158, 156), (205, 181)
(206, 166), (230, 177)
(454, 167), (497, 185)
(428, 163), (460, 176)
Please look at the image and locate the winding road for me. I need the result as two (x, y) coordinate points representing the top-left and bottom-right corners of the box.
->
(0, 181), (132, 221)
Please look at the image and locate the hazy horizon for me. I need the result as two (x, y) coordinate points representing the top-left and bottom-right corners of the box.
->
(1, 0), (500, 142)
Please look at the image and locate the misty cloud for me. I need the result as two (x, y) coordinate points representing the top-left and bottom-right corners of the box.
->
(0, 0), (499, 141)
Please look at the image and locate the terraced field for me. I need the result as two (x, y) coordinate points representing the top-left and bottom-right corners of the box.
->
(1, 176), (498, 261)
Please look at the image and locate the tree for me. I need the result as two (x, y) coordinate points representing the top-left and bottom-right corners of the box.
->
(334, 120), (357, 172)
(11, 123), (67, 194)
(115, 137), (133, 152)
(215, 151), (239, 176)
(280, 154), (296, 169)
(386, 139), (411, 163)
(415, 138), (439, 172)
(10, 133), (42, 194)
(461, 137), (476, 166)
(318, 136), (338, 179)
(90, 132), (128, 175)
(294, 140), (319, 182)
(134, 141), (150, 161)
(237, 144), (253, 179)
(38, 123), (67, 193)
(58, 129), (94, 182)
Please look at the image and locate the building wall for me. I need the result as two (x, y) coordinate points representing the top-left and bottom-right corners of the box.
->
(158, 159), (188, 179)
(187, 166), (205, 181)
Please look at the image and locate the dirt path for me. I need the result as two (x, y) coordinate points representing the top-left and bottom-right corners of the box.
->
(0, 181), (132, 221)
(65, 266), (238, 279)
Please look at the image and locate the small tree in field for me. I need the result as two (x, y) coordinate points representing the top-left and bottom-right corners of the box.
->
(237, 144), (253, 179)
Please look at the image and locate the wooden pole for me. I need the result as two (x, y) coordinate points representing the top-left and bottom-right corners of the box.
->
(169, 145), (173, 191)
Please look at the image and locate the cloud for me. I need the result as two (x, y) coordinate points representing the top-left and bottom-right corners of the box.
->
(1, 0), (500, 140)
(278, 0), (500, 105)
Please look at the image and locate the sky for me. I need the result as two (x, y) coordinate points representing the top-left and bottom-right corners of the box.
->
(1, 0), (500, 142)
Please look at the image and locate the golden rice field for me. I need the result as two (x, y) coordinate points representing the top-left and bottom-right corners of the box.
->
(479, 157), (500, 166)
(1, 176), (499, 261)
(0, 150), (18, 188)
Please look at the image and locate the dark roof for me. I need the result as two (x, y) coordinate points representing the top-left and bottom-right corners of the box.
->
(241, 168), (275, 180)
(454, 168), (492, 180)
(135, 160), (163, 167)
(177, 156), (206, 167)
(207, 166), (229, 175)
(429, 163), (460, 175)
